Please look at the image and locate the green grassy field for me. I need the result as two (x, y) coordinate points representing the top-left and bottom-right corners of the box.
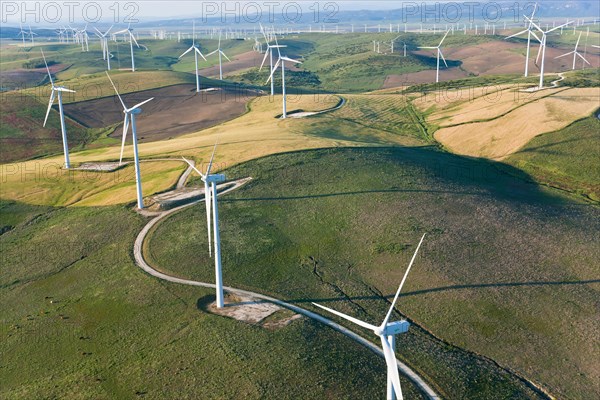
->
(147, 147), (599, 399)
(0, 92), (106, 163)
(0, 200), (431, 399)
(505, 114), (600, 201)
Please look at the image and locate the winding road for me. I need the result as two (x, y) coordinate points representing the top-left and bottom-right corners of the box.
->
(133, 160), (440, 399)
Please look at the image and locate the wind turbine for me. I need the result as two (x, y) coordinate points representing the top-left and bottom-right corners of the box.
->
(259, 23), (286, 96)
(114, 25), (140, 72)
(28, 25), (37, 45)
(313, 234), (426, 400)
(94, 25), (113, 70)
(182, 144), (227, 308)
(17, 24), (28, 45)
(206, 32), (230, 80)
(266, 37), (302, 119)
(504, 3), (540, 77)
(179, 21), (207, 93)
(526, 16), (572, 88)
(555, 32), (590, 70)
(41, 49), (76, 169)
(418, 29), (450, 83)
(106, 72), (153, 209)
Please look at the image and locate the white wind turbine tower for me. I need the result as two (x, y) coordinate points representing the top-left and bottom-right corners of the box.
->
(17, 24), (28, 45)
(179, 21), (207, 93)
(106, 72), (154, 209)
(504, 3), (540, 77)
(182, 144), (227, 308)
(94, 25), (113, 70)
(207, 32), (231, 80)
(266, 37), (302, 119)
(419, 29), (450, 83)
(114, 25), (140, 72)
(526, 16), (572, 89)
(314, 234), (426, 400)
(28, 25), (37, 45)
(259, 23), (286, 96)
(554, 32), (590, 70)
(41, 49), (76, 169)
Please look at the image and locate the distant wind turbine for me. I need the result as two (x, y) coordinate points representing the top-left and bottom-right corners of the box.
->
(28, 25), (37, 45)
(418, 29), (450, 83)
(182, 143), (227, 308)
(179, 21), (207, 93)
(504, 2), (540, 77)
(266, 36), (302, 118)
(259, 23), (286, 96)
(526, 16), (572, 88)
(41, 49), (76, 169)
(106, 72), (154, 209)
(94, 25), (113, 70)
(114, 25), (140, 71)
(314, 234), (427, 400)
(207, 32), (230, 80)
(17, 24), (28, 45)
(554, 32), (590, 70)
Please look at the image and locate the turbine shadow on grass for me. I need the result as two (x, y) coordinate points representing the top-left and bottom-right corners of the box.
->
(230, 279), (600, 306)
(222, 188), (482, 203)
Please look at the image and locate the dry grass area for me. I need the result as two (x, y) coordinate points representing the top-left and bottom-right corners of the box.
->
(433, 87), (600, 159)
(0, 94), (351, 207)
(428, 86), (565, 126)
(411, 84), (516, 114)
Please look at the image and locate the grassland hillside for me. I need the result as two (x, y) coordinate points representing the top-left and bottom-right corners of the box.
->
(148, 147), (599, 399)
(1, 200), (428, 399)
(505, 114), (600, 201)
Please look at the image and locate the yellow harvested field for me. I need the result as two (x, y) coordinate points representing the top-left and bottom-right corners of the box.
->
(429, 87), (565, 127)
(434, 88), (600, 160)
(412, 84), (515, 114)
(0, 94), (361, 207)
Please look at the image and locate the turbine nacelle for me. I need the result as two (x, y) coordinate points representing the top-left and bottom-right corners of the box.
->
(381, 320), (410, 336)
(204, 174), (226, 184)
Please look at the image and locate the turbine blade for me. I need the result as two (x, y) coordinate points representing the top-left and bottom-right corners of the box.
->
(575, 32), (581, 50)
(536, 41), (543, 64)
(194, 47), (207, 61)
(105, 71), (127, 110)
(131, 32), (140, 48)
(380, 336), (403, 400)
(119, 114), (130, 164)
(181, 157), (206, 178)
(281, 56), (302, 64)
(266, 59), (281, 84)
(504, 29), (529, 39)
(380, 233), (426, 328)
(221, 50), (231, 62)
(114, 29), (129, 35)
(547, 21), (571, 33)
(439, 29), (450, 46)
(128, 97), (154, 112)
(418, 46), (437, 49)
(40, 49), (54, 87)
(179, 45), (194, 59)
(576, 52), (591, 65)
(554, 51), (574, 59)
(439, 50), (448, 68)
(529, 30), (541, 43)
(56, 87), (75, 93)
(259, 48), (270, 70)
(206, 141), (218, 176)
(43, 90), (56, 127)
(206, 49), (219, 57)
(312, 303), (378, 331)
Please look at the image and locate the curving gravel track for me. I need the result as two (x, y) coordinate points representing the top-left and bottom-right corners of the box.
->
(132, 160), (440, 399)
